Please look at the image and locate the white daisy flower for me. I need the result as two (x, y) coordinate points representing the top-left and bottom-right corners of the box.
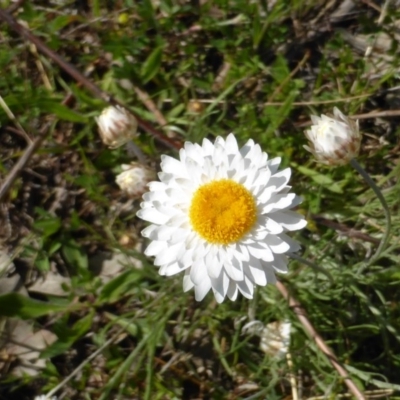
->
(137, 134), (306, 303)
(304, 107), (360, 166)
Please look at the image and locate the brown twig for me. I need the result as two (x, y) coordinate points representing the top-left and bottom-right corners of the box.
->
(0, 92), (75, 202)
(0, 94), (31, 144)
(276, 281), (366, 400)
(297, 108), (400, 128)
(353, 109), (400, 120)
(0, 120), (52, 202)
(311, 214), (381, 245)
(7, 0), (25, 13)
(0, 8), (181, 151)
(133, 86), (174, 137)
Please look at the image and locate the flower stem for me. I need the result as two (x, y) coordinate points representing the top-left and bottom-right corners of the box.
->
(276, 281), (366, 400)
(350, 158), (391, 264)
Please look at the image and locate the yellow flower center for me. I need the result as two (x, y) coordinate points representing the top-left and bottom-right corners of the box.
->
(189, 179), (257, 245)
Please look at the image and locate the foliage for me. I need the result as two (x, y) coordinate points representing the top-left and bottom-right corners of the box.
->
(0, 0), (399, 399)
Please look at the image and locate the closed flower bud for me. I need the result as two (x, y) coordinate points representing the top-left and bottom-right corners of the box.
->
(116, 163), (156, 198)
(96, 106), (138, 148)
(304, 107), (360, 166)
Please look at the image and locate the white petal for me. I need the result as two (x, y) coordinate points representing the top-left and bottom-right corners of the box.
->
(147, 225), (177, 241)
(154, 242), (182, 266)
(264, 235), (291, 254)
(272, 254), (289, 273)
(202, 137), (215, 155)
(240, 139), (255, 158)
(144, 240), (167, 257)
(246, 256), (267, 286)
(137, 207), (169, 225)
(227, 280), (238, 301)
(269, 211), (307, 231)
(245, 143), (263, 167)
(258, 183), (277, 204)
(265, 265), (277, 283)
(237, 275), (254, 299)
(177, 246), (194, 269)
(261, 193), (297, 213)
(259, 216), (284, 234)
(184, 158), (203, 185)
(267, 157), (281, 174)
(247, 243), (274, 262)
(237, 244), (250, 262)
(268, 168), (291, 192)
(194, 276), (212, 301)
(147, 181), (167, 191)
(279, 233), (302, 252)
(222, 255), (244, 282)
(206, 247), (223, 279)
(167, 214), (189, 228)
(143, 190), (169, 203)
(190, 259), (208, 285)
(211, 271), (230, 303)
(251, 168), (271, 195)
(183, 269), (194, 291)
(161, 155), (186, 176)
(184, 142), (204, 164)
(168, 228), (190, 245)
(225, 133), (239, 154)
(163, 261), (188, 276)
(243, 167), (258, 189)
(141, 224), (157, 238)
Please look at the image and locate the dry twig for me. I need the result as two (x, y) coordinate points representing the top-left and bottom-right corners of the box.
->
(276, 281), (366, 400)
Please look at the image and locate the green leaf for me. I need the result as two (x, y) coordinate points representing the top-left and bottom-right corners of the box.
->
(346, 365), (400, 391)
(62, 239), (88, 271)
(0, 293), (72, 319)
(34, 217), (62, 237)
(35, 255), (50, 272)
(40, 340), (72, 359)
(48, 15), (76, 32)
(296, 165), (343, 193)
(271, 54), (290, 83)
(98, 269), (143, 303)
(104, 312), (139, 337)
(43, 102), (88, 123)
(41, 311), (94, 358)
(141, 46), (163, 83)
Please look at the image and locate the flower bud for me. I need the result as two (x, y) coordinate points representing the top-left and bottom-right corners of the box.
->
(116, 163), (156, 198)
(304, 107), (360, 166)
(96, 106), (138, 148)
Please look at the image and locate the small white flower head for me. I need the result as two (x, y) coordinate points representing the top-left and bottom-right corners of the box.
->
(96, 105), (138, 148)
(304, 107), (360, 166)
(260, 321), (291, 359)
(116, 162), (156, 198)
(242, 320), (291, 359)
(137, 134), (307, 303)
(34, 396), (58, 400)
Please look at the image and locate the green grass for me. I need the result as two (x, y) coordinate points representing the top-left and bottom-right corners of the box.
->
(0, 0), (400, 399)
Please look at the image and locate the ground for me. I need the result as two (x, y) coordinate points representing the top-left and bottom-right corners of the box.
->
(0, 0), (399, 399)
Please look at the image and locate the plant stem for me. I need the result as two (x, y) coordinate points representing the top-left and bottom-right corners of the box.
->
(350, 158), (391, 264)
(276, 281), (366, 400)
